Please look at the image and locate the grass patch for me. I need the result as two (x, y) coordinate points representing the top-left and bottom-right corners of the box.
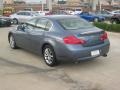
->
(94, 22), (120, 32)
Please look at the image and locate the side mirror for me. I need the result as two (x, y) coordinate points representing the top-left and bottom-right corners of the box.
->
(17, 24), (26, 31)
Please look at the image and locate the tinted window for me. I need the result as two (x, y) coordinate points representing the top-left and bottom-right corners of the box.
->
(24, 12), (31, 16)
(17, 12), (24, 15)
(81, 12), (89, 15)
(31, 12), (39, 16)
(26, 24), (34, 30)
(25, 18), (37, 31)
(36, 19), (48, 30)
(114, 11), (120, 13)
(75, 9), (81, 11)
(58, 18), (93, 30)
(27, 18), (37, 26)
(46, 21), (52, 30)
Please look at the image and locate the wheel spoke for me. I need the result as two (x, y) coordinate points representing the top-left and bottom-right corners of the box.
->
(9, 36), (15, 48)
(44, 48), (54, 65)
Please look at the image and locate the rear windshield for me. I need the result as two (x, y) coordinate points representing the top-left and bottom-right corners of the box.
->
(58, 18), (94, 30)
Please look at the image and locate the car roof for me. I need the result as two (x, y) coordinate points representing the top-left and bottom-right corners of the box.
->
(36, 15), (79, 20)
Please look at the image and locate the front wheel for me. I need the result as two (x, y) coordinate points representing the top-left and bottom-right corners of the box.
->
(9, 35), (18, 49)
(43, 45), (58, 67)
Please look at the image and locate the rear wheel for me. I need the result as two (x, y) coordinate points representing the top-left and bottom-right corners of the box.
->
(9, 35), (18, 49)
(43, 45), (58, 66)
(13, 18), (18, 24)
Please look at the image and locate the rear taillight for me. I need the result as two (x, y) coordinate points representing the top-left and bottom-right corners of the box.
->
(63, 35), (86, 45)
(100, 32), (108, 41)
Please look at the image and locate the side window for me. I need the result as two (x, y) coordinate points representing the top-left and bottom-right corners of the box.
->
(82, 12), (88, 15)
(46, 21), (52, 31)
(17, 12), (24, 15)
(105, 12), (110, 14)
(24, 12), (31, 16)
(26, 24), (34, 30)
(114, 11), (118, 13)
(25, 18), (37, 30)
(27, 18), (37, 26)
(36, 19), (48, 30)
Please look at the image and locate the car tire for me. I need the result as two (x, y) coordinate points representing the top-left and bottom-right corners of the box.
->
(43, 45), (58, 67)
(9, 35), (18, 49)
(13, 18), (18, 24)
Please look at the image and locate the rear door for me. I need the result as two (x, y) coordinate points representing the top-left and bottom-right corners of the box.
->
(28, 18), (52, 53)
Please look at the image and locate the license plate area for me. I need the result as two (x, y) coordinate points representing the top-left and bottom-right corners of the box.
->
(91, 50), (100, 56)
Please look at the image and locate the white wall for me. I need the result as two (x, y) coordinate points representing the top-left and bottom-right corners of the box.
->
(0, 0), (3, 9)
(92, 0), (99, 11)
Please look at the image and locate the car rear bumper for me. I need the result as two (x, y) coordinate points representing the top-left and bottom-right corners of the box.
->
(56, 40), (110, 61)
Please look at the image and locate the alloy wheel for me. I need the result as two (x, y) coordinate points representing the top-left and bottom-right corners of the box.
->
(9, 35), (15, 48)
(44, 48), (54, 65)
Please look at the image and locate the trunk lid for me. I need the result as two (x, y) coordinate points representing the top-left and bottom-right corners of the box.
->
(68, 27), (105, 47)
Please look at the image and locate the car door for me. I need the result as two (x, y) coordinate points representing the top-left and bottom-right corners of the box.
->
(21, 12), (33, 22)
(16, 12), (26, 22)
(13, 24), (31, 50)
(14, 18), (37, 50)
(28, 18), (51, 54)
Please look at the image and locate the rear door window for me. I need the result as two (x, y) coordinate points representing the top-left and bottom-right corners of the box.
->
(25, 18), (38, 30)
(45, 21), (52, 31)
(36, 18), (52, 31)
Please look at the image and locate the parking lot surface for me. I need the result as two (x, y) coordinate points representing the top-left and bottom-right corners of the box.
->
(0, 26), (120, 90)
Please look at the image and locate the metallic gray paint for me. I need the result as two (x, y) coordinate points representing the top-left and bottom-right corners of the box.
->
(8, 15), (110, 61)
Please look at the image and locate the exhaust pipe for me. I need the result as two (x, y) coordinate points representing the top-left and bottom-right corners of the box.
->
(103, 54), (107, 57)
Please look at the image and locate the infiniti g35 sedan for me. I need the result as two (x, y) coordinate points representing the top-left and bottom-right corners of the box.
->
(8, 15), (110, 66)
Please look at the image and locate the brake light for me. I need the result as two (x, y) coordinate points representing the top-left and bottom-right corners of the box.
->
(100, 32), (108, 41)
(63, 35), (86, 44)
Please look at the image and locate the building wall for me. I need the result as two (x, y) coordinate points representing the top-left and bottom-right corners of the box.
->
(0, 0), (3, 9)
(67, 0), (81, 6)
(4, 0), (13, 4)
(4, 4), (42, 11)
